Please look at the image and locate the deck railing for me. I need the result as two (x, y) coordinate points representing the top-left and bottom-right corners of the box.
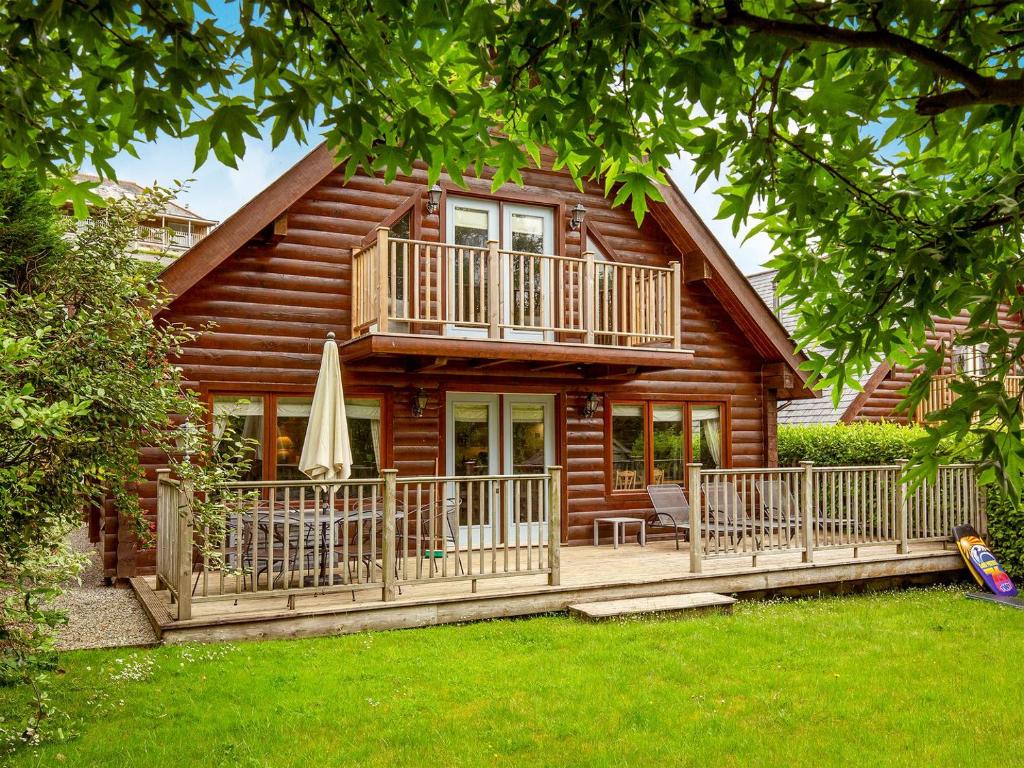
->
(351, 227), (682, 349)
(154, 467), (561, 619)
(687, 462), (982, 571)
(916, 374), (1024, 422)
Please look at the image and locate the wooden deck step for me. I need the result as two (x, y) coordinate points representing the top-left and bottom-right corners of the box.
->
(568, 592), (737, 621)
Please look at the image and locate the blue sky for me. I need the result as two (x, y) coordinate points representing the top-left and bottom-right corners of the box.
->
(89, 133), (774, 275)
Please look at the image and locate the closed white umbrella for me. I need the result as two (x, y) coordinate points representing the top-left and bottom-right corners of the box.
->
(299, 332), (352, 481)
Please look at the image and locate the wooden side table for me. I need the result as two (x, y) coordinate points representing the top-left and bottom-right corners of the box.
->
(593, 517), (646, 549)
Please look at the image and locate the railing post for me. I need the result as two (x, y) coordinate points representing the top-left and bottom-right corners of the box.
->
(176, 478), (194, 621)
(382, 469), (398, 601)
(487, 239), (500, 339)
(800, 461), (814, 563)
(896, 459), (909, 554)
(687, 463), (703, 573)
(670, 262), (682, 350)
(375, 226), (390, 334)
(547, 466), (562, 586)
(155, 468), (171, 592)
(583, 250), (596, 345)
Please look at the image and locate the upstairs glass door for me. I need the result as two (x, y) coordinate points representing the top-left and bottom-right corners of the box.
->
(446, 197), (554, 341)
(502, 204), (553, 341)
(446, 198), (498, 338)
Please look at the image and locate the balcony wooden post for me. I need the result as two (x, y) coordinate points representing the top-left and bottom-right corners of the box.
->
(583, 250), (596, 345)
(382, 469), (398, 601)
(375, 226), (390, 334)
(487, 239), (500, 339)
(687, 463), (703, 573)
(547, 465), (562, 586)
(670, 262), (682, 349)
(800, 461), (814, 563)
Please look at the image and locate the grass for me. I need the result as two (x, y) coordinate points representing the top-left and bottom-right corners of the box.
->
(3, 585), (1023, 767)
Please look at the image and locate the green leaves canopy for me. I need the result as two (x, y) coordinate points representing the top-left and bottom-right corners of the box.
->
(2, 1), (1024, 486)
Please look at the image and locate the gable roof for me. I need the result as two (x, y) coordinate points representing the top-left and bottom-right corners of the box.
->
(74, 173), (217, 224)
(748, 269), (880, 423)
(157, 144), (812, 388)
(650, 181), (812, 390)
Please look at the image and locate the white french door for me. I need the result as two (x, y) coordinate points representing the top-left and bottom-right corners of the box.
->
(446, 198), (499, 339)
(502, 204), (553, 341)
(445, 392), (554, 548)
(446, 197), (554, 341)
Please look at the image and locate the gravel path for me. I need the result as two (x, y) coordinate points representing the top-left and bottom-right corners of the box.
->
(53, 527), (158, 651)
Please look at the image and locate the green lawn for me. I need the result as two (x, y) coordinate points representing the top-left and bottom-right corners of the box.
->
(3, 585), (1022, 767)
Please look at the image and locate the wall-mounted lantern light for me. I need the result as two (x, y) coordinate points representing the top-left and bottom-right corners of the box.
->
(425, 184), (442, 215)
(412, 388), (429, 417)
(581, 392), (600, 419)
(568, 202), (586, 231)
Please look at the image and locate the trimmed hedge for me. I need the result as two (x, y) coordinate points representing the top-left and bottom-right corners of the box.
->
(777, 422), (923, 467)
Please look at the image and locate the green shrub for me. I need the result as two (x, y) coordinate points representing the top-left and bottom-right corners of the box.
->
(777, 422), (924, 467)
(986, 492), (1024, 579)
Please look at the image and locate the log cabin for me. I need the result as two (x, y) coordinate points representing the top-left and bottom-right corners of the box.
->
(101, 144), (819, 581)
(748, 269), (1024, 425)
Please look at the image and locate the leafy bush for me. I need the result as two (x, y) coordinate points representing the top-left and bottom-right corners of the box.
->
(778, 421), (978, 467)
(778, 422), (924, 467)
(986, 491), (1024, 580)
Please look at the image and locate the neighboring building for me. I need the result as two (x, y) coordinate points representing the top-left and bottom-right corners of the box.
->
(99, 144), (817, 579)
(749, 269), (1023, 425)
(73, 174), (218, 264)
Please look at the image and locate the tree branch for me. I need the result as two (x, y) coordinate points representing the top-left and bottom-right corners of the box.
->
(711, 0), (1024, 114)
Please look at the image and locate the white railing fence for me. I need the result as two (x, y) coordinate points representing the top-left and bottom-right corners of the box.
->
(351, 227), (682, 349)
(688, 462), (983, 571)
(154, 467), (561, 619)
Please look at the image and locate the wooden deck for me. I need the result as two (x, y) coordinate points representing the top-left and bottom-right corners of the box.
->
(132, 540), (965, 644)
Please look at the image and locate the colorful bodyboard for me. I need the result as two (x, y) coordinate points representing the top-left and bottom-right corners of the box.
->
(953, 524), (1018, 597)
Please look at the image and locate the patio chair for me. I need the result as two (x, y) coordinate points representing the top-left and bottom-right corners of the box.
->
(416, 499), (464, 576)
(645, 484), (742, 550)
(701, 480), (788, 548)
(239, 510), (315, 591)
(755, 479), (860, 539)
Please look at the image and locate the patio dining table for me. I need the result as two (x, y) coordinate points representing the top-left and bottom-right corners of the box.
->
(229, 502), (409, 585)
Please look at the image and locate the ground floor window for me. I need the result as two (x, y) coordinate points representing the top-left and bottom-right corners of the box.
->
(608, 400), (726, 492)
(210, 393), (383, 481)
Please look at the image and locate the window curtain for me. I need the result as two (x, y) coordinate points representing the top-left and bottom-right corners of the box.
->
(347, 399), (382, 473)
(212, 398), (264, 458)
(701, 417), (722, 467)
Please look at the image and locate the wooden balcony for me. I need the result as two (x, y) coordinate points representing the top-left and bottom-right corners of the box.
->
(916, 373), (1024, 422)
(346, 227), (689, 374)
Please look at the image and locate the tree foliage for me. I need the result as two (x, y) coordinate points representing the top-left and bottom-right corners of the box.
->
(2, 1), (1024, 486)
(0, 172), (255, 744)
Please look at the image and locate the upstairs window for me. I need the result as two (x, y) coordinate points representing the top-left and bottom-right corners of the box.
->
(953, 344), (988, 377)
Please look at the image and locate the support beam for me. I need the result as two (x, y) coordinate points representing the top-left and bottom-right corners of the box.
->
(683, 250), (712, 282)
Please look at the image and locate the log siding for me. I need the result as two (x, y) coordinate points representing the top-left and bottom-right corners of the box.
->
(105, 161), (808, 579)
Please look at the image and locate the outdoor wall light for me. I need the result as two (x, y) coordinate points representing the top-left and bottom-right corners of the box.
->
(412, 388), (429, 417)
(581, 392), (600, 419)
(568, 202), (586, 231)
(425, 184), (442, 215)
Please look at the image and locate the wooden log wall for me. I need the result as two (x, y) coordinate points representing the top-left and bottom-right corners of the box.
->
(107, 161), (781, 578)
(845, 306), (1023, 423)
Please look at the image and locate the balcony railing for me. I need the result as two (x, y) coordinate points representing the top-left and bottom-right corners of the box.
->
(138, 224), (207, 251)
(352, 227), (682, 349)
(916, 373), (1024, 422)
